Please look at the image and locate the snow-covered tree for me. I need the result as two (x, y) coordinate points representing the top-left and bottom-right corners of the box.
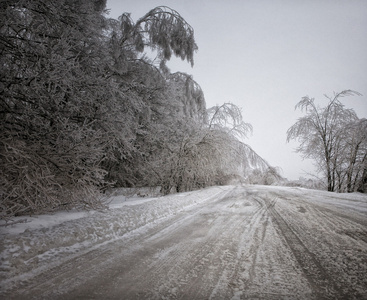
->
(341, 118), (367, 192)
(287, 90), (364, 192)
(246, 167), (284, 185)
(1, 1), (272, 218)
(1, 0), (112, 217)
(0, 2), (199, 217)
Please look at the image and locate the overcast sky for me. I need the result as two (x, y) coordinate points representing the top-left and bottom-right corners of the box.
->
(106, 0), (367, 180)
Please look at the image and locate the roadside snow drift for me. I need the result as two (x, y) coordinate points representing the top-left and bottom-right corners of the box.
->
(0, 186), (227, 288)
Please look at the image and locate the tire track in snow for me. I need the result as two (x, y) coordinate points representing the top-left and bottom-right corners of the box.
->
(306, 204), (367, 299)
(4, 188), (234, 299)
(225, 194), (313, 300)
(72, 188), (243, 300)
(227, 200), (269, 290)
(5, 186), (366, 299)
(115, 187), (260, 299)
(150, 187), (261, 299)
(314, 206), (367, 244)
(203, 194), (266, 299)
(272, 191), (367, 299)
(269, 197), (344, 300)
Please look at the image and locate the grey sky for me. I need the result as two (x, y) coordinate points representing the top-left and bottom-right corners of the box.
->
(106, 0), (367, 180)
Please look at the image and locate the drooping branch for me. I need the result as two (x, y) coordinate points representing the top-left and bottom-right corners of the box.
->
(118, 6), (198, 68)
(207, 103), (253, 140)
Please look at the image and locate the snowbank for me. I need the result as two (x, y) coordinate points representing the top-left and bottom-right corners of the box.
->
(0, 186), (227, 287)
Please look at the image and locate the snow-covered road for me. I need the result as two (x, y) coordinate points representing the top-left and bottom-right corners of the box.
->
(2, 185), (367, 299)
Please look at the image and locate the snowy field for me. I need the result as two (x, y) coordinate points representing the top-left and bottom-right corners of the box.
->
(1, 185), (367, 299)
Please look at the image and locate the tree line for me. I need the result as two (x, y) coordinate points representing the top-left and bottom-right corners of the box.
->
(2, 1), (362, 219)
(1, 0), (269, 218)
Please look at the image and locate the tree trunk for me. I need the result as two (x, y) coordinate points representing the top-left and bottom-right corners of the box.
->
(357, 166), (367, 193)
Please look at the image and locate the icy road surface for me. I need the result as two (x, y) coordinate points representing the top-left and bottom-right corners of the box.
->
(2, 185), (367, 299)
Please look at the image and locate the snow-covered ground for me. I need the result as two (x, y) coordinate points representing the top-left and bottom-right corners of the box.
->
(0, 186), (228, 292)
(1, 185), (367, 299)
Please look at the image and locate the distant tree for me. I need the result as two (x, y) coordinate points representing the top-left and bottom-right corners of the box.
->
(247, 167), (283, 185)
(206, 103), (269, 176)
(286, 90), (363, 192)
(141, 101), (269, 194)
(162, 103), (269, 193)
(284, 177), (325, 190)
(262, 167), (284, 185)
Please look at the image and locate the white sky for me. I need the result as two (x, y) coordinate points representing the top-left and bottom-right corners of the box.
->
(106, 0), (367, 180)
